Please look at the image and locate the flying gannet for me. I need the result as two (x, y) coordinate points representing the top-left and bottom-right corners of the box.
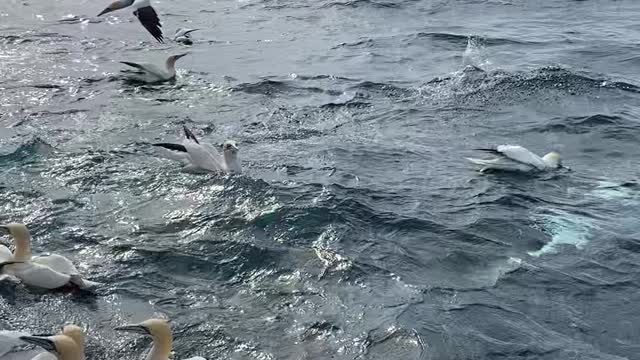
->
(98, 0), (163, 42)
(173, 28), (199, 45)
(120, 53), (188, 84)
(18, 334), (82, 360)
(0, 224), (99, 290)
(152, 125), (242, 174)
(114, 319), (206, 360)
(466, 145), (562, 173)
(1, 325), (84, 360)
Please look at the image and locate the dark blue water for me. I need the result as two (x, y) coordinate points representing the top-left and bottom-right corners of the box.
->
(1, 0), (640, 359)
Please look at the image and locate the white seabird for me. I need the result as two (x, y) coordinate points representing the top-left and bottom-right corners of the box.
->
(98, 0), (163, 42)
(466, 145), (562, 173)
(0, 224), (99, 290)
(115, 318), (206, 360)
(1, 325), (84, 360)
(120, 53), (188, 84)
(152, 125), (242, 174)
(173, 28), (199, 45)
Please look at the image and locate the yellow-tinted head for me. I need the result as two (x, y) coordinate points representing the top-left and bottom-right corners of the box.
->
(20, 335), (83, 360)
(62, 325), (84, 349)
(0, 223), (30, 241)
(115, 318), (172, 341)
(542, 151), (562, 168)
(97, 0), (128, 16)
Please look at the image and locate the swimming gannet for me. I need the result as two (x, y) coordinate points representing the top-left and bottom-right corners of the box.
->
(152, 125), (242, 174)
(120, 54), (188, 83)
(1, 325), (84, 360)
(466, 145), (562, 173)
(0, 224), (99, 290)
(114, 318), (205, 360)
(18, 334), (82, 360)
(98, 0), (163, 43)
(173, 28), (199, 45)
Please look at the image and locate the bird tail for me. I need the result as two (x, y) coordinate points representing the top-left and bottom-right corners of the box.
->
(69, 275), (101, 290)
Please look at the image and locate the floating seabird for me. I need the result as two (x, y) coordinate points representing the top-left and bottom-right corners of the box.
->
(98, 0), (163, 42)
(18, 334), (82, 360)
(1, 325), (84, 360)
(173, 28), (199, 45)
(466, 145), (562, 173)
(152, 125), (242, 174)
(120, 53), (188, 84)
(114, 319), (205, 360)
(0, 224), (99, 290)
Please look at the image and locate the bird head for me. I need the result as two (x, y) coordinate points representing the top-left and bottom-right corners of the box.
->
(222, 140), (239, 155)
(62, 325), (84, 349)
(0, 223), (30, 247)
(115, 318), (172, 340)
(542, 151), (562, 168)
(97, 0), (127, 16)
(20, 335), (82, 360)
(167, 53), (189, 67)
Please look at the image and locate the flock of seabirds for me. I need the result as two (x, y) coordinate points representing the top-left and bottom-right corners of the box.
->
(0, 0), (566, 359)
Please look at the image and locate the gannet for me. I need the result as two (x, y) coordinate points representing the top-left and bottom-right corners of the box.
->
(0, 224), (99, 290)
(18, 334), (82, 360)
(466, 145), (562, 173)
(120, 54), (188, 84)
(1, 325), (84, 360)
(152, 125), (242, 174)
(173, 28), (199, 45)
(115, 319), (206, 360)
(98, 0), (163, 43)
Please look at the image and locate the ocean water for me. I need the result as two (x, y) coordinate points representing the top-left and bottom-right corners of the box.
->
(1, 0), (640, 359)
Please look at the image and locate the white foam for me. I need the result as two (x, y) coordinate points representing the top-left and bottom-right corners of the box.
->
(528, 208), (597, 257)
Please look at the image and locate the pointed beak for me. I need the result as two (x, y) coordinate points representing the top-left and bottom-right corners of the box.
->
(114, 324), (149, 335)
(176, 53), (188, 60)
(19, 336), (57, 352)
(97, 1), (123, 16)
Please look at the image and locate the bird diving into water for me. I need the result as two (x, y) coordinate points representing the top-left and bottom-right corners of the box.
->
(120, 53), (188, 84)
(0, 223), (99, 290)
(98, 0), (163, 42)
(466, 145), (562, 173)
(173, 28), (199, 45)
(152, 126), (242, 174)
(115, 318), (205, 360)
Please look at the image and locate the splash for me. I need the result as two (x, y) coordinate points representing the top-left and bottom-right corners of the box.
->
(528, 208), (597, 257)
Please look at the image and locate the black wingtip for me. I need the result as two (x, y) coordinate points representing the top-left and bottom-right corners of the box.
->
(152, 143), (187, 153)
(182, 126), (200, 144)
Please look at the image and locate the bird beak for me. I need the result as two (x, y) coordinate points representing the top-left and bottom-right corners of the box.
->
(176, 53), (188, 59)
(19, 336), (57, 352)
(114, 324), (149, 335)
(97, 1), (124, 16)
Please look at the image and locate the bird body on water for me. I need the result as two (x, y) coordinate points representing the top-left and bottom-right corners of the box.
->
(120, 54), (188, 83)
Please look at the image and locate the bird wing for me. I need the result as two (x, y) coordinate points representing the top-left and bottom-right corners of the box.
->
(0, 349), (49, 360)
(494, 145), (547, 170)
(182, 140), (224, 172)
(0, 331), (29, 358)
(32, 254), (78, 275)
(133, 5), (163, 43)
(6, 262), (71, 289)
(152, 143), (193, 165)
(0, 246), (12, 263)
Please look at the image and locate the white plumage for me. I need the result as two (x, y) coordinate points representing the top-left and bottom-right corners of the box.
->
(153, 126), (242, 174)
(466, 145), (562, 173)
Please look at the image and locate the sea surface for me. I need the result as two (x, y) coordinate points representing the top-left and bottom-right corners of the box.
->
(1, 0), (640, 359)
